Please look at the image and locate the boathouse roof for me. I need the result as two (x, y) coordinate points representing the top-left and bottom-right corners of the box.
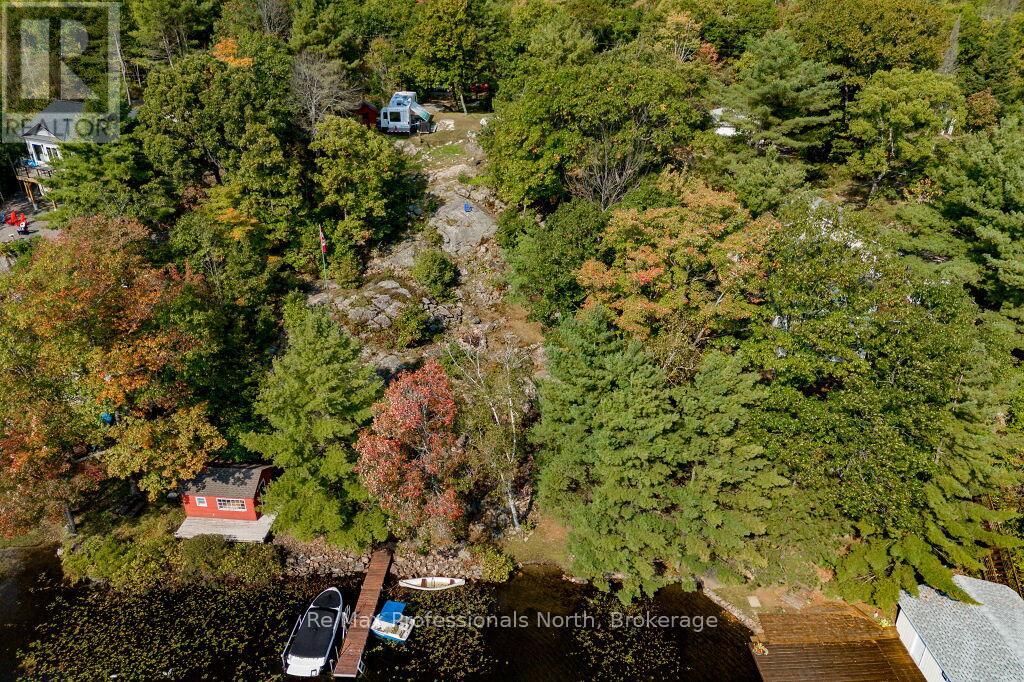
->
(898, 575), (1024, 681)
(181, 463), (273, 499)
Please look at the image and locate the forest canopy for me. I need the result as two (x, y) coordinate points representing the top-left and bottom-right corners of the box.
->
(2, 0), (1024, 613)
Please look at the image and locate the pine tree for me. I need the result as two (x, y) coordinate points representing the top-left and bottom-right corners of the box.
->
(536, 309), (683, 601)
(672, 352), (788, 584)
(932, 115), (1024, 323)
(746, 204), (1019, 607)
(535, 311), (786, 601)
(727, 30), (840, 154)
(241, 300), (387, 549)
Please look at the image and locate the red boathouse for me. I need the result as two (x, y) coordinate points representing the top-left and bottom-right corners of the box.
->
(175, 464), (277, 542)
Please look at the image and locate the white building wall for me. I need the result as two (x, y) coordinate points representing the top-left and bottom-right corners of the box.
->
(896, 608), (947, 682)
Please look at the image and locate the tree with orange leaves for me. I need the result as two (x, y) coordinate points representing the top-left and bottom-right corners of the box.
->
(577, 173), (776, 380)
(355, 360), (465, 542)
(0, 217), (224, 536)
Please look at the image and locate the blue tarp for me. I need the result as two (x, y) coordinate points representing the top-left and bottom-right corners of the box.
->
(377, 601), (406, 624)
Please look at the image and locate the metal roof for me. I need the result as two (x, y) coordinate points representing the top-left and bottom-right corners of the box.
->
(898, 575), (1024, 681)
(181, 464), (272, 498)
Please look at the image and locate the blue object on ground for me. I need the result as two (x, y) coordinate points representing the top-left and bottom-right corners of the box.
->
(463, 202), (472, 212)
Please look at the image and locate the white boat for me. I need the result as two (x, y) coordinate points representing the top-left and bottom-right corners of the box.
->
(371, 600), (415, 643)
(398, 576), (466, 591)
(281, 587), (350, 677)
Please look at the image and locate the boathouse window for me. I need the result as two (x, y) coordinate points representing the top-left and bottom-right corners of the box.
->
(216, 498), (247, 512)
(194, 496), (207, 507)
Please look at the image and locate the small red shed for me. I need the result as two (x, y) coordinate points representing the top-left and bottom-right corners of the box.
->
(356, 101), (379, 128)
(180, 463), (274, 522)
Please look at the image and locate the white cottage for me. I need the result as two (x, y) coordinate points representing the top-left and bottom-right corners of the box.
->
(896, 575), (1024, 682)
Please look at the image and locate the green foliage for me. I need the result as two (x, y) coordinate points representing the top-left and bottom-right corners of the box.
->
(406, 0), (483, 112)
(726, 30), (840, 155)
(535, 310), (782, 601)
(61, 509), (282, 591)
(173, 535), (282, 586)
(241, 301), (387, 549)
(726, 149), (807, 216)
(790, 0), (948, 89)
(45, 137), (176, 227)
(137, 32), (294, 186)
(675, 0), (779, 59)
(475, 545), (515, 582)
(0, 238), (40, 264)
(127, 0), (217, 67)
(389, 304), (432, 349)
(484, 45), (708, 207)
(745, 203), (1019, 607)
(495, 209), (536, 251)
(411, 248), (459, 298)
(847, 69), (965, 197)
(577, 175), (773, 379)
(506, 199), (607, 324)
(932, 115), (1024, 322)
(311, 115), (421, 250)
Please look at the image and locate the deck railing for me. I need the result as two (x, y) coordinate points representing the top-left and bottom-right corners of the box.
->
(12, 159), (53, 182)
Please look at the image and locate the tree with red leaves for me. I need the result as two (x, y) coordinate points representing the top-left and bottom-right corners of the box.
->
(355, 360), (465, 541)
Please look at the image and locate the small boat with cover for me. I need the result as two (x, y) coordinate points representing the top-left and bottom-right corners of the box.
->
(281, 587), (350, 677)
(370, 600), (415, 643)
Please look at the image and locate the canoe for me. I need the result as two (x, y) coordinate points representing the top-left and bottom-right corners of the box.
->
(398, 576), (466, 591)
(371, 600), (415, 643)
(281, 587), (350, 677)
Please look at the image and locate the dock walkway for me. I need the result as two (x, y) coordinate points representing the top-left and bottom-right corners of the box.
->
(333, 549), (392, 678)
(751, 605), (925, 682)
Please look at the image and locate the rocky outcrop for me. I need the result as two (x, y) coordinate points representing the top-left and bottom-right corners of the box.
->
(430, 197), (497, 256)
(277, 536), (483, 580)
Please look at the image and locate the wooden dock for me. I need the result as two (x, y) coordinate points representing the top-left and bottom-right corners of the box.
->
(751, 606), (925, 682)
(333, 549), (392, 678)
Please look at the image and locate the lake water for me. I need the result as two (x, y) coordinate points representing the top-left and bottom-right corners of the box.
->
(1, 546), (758, 680)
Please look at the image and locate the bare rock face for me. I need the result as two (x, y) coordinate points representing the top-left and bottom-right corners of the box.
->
(430, 198), (497, 256)
(332, 279), (414, 331)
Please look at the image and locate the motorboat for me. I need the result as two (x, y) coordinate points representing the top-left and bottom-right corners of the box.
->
(398, 576), (466, 591)
(281, 587), (350, 677)
(370, 600), (415, 643)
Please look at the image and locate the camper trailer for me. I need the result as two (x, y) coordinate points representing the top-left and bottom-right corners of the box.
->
(378, 92), (432, 134)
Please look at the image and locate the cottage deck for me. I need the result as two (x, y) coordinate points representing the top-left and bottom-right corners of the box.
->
(752, 607), (925, 682)
(334, 549), (393, 678)
(173, 513), (276, 542)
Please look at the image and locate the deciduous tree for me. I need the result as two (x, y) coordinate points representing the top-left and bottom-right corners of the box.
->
(355, 360), (465, 542)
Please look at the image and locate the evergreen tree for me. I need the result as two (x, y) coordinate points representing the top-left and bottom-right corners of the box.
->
(727, 30), (840, 155)
(672, 352), (787, 584)
(932, 116), (1024, 324)
(505, 199), (606, 325)
(745, 203), (1018, 606)
(241, 301), (387, 548)
(535, 309), (682, 601)
(535, 311), (785, 601)
(848, 68), (965, 198)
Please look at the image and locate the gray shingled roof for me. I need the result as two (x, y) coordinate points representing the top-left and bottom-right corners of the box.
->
(19, 100), (86, 140)
(898, 575), (1024, 682)
(181, 464), (272, 498)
